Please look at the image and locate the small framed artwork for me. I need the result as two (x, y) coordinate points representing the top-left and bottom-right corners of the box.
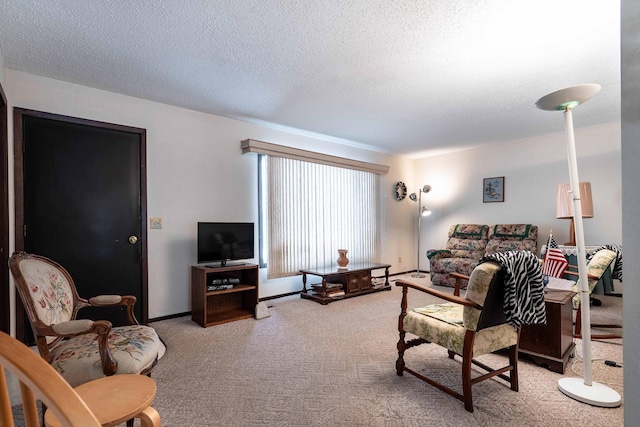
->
(483, 177), (505, 203)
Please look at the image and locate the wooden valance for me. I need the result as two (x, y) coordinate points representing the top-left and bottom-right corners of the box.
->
(241, 139), (390, 175)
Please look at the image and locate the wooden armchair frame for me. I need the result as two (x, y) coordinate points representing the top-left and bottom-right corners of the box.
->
(396, 265), (520, 412)
(8, 251), (159, 382)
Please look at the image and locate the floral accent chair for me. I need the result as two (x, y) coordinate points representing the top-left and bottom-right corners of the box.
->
(395, 261), (520, 412)
(563, 248), (622, 340)
(427, 224), (538, 288)
(9, 251), (164, 387)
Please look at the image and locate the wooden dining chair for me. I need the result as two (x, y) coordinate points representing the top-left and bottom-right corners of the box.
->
(0, 330), (101, 427)
(1, 330), (162, 427)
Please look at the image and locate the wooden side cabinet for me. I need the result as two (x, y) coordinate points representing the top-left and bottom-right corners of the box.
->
(191, 263), (259, 327)
(518, 289), (576, 373)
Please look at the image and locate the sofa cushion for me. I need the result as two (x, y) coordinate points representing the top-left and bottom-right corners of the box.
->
(485, 224), (538, 255)
(446, 224), (489, 259)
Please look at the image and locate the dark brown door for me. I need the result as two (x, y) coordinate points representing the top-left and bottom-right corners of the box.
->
(14, 109), (148, 341)
(0, 83), (8, 334)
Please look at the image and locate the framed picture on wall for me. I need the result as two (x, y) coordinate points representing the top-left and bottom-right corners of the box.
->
(483, 176), (504, 203)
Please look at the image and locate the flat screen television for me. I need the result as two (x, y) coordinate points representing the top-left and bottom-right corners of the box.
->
(197, 222), (255, 266)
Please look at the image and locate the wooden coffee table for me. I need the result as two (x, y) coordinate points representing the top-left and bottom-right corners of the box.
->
(300, 262), (391, 304)
(44, 374), (160, 427)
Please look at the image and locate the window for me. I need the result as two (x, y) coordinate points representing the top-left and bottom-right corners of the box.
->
(259, 155), (382, 279)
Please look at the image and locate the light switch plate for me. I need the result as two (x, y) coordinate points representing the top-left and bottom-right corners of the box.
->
(150, 218), (162, 229)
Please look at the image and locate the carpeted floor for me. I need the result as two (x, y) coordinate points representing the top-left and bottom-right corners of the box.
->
(10, 274), (624, 426)
(145, 274), (623, 427)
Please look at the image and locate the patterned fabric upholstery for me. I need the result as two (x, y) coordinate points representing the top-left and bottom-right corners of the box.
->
(20, 259), (74, 328)
(427, 224), (489, 287)
(485, 224), (538, 255)
(11, 254), (163, 388)
(49, 324), (162, 387)
(427, 223), (538, 288)
(571, 249), (617, 309)
(403, 262), (518, 356)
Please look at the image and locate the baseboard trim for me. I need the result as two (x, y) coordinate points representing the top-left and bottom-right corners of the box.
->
(149, 311), (190, 323)
(260, 290), (301, 302)
(149, 270), (431, 321)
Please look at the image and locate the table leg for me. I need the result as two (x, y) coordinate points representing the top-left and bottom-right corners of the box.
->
(302, 273), (307, 293)
(384, 266), (390, 287)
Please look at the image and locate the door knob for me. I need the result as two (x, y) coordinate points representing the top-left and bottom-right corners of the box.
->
(128, 236), (138, 244)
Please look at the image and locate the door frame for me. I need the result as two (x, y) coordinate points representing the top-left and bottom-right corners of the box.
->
(0, 82), (8, 334)
(13, 108), (149, 340)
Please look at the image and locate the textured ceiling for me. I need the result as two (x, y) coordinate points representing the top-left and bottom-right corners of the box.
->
(0, 1), (621, 158)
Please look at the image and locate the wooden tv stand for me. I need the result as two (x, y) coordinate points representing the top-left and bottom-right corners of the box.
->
(299, 262), (391, 305)
(191, 263), (259, 327)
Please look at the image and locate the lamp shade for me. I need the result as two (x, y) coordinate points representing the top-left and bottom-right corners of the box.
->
(556, 182), (593, 219)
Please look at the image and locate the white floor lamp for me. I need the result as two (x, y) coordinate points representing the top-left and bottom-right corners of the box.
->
(536, 84), (621, 407)
(409, 185), (431, 278)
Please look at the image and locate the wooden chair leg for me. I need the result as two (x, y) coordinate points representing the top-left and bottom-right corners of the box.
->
(138, 406), (161, 427)
(396, 331), (406, 376)
(509, 344), (519, 391)
(461, 333), (475, 412)
(574, 305), (582, 338)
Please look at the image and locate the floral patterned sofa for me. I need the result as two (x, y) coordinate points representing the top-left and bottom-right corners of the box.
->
(426, 223), (538, 287)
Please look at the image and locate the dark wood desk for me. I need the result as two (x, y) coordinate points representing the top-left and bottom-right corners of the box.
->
(518, 290), (576, 373)
(300, 262), (391, 305)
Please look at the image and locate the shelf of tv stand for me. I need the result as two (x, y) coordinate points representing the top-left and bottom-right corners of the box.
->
(205, 284), (256, 296)
(191, 264), (259, 327)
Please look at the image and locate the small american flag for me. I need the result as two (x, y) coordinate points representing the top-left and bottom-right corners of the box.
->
(542, 233), (568, 278)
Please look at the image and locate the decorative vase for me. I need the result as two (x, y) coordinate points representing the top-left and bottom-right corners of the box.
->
(337, 249), (349, 268)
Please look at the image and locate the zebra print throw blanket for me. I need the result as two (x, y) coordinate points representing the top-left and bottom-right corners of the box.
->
(587, 244), (623, 282)
(479, 250), (547, 327)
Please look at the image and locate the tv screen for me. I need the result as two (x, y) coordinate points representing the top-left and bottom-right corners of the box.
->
(197, 222), (255, 266)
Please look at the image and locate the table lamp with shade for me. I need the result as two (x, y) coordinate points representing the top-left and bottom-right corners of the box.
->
(556, 182), (593, 246)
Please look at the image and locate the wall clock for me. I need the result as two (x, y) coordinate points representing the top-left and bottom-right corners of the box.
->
(394, 181), (407, 201)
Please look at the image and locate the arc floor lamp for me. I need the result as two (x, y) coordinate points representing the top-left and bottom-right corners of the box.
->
(536, 84), (621, 407)
(409, 185), (431, 278)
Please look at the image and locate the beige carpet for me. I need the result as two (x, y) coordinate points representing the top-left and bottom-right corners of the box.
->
(145, 274), (623, 427)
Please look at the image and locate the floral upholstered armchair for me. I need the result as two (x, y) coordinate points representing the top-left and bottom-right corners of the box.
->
(9, 251), (164, 387)
(395, 260), (521, 412)
(427, 224), (538, 288)
(563, 248), (622, 340)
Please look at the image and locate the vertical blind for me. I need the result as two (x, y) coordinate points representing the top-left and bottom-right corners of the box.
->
(263, 155), (381, 279)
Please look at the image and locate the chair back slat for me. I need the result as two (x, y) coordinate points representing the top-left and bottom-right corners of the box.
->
(0, 331), (101, 426)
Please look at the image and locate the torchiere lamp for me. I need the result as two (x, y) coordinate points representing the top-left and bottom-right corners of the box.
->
(536, 84), (621, 407)
(409, 185), (431, 278)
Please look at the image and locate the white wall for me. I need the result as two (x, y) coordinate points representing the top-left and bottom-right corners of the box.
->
(4, 69), (623, 323)
(5, 69), (417, 321)
(0, 47), (5, 85)
(413, 122), (622, 273)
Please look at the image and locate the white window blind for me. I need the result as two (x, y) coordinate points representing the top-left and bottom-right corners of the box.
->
(262, 155), (381, 279)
